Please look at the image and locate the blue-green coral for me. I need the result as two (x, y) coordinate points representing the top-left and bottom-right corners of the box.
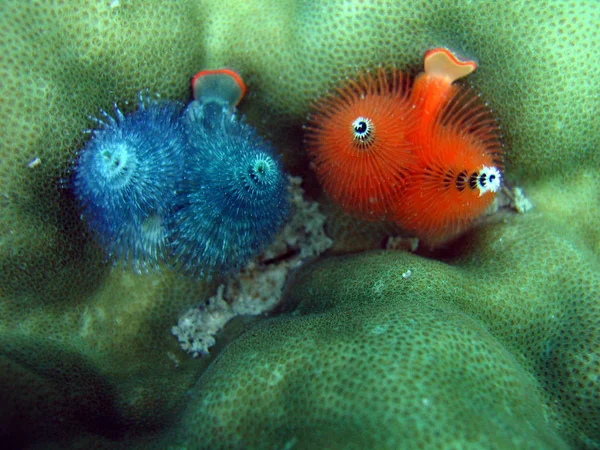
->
(0, 0), (599, 449)
(162, 211), (600, 449)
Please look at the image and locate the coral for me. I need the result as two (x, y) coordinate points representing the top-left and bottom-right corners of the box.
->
(169, 105), (289, 276)
(0, 0), (598, 449)
(202, 0), (599, 180)
(163, 211), (599, 449)
(0, 1), (212, 447)
(74, 94), (186, 271)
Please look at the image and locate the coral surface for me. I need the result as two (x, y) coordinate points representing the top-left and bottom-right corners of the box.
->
(0, 0), (598, 449)
(166, 214), (600, 448)
(201, 0), (600, 180)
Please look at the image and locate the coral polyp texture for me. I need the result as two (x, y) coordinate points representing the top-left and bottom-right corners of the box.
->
(74, 94), (186, 272)
(168, 104), (289, 277)
(0, 0), (599, 449)
(163, 214), (599, 449)
(201, 0), (599, 180)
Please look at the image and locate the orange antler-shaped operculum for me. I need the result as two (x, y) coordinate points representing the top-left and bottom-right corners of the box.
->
(410, 48), (477, 134)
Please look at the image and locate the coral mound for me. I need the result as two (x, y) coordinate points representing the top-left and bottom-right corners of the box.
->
(162, 211), (599, 449)
(0, 1), (598, 449)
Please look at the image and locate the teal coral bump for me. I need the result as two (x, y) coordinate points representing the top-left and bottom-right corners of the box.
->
(163, 215), (599, 448)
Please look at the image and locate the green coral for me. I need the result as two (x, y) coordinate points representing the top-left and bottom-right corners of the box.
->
(162, 213), (600, 449)
(201, 0), (600, 180)
(0, 0), (598, 448)
(0, 1), (215, 446)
